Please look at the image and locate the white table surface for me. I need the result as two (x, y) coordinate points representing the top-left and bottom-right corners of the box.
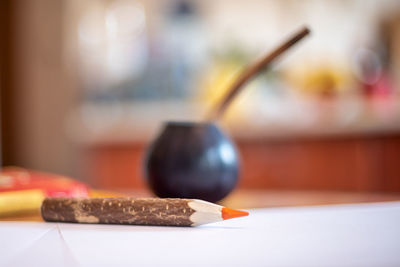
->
(1, 201), (400, 267)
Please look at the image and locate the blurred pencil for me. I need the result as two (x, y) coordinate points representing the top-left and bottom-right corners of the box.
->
(41, 197), (249, 226)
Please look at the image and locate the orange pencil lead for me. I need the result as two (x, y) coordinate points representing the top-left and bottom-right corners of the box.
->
(221, 207), (249, 220)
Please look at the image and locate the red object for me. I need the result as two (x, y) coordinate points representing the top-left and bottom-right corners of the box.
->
(221, 207), (249, 220)
(0, 167), (89, 197)
(363, 72), (394, 97)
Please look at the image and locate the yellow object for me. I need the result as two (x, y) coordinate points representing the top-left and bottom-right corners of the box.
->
(89, 189), (126, 198)
(0, 189), (125, 220)
(287, 64), (352, 96)
(0, 189), (45, 217)
(201, 63), (241, 106)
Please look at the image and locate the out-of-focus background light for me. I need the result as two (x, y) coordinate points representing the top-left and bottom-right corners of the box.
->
(2, 0), (400, 192)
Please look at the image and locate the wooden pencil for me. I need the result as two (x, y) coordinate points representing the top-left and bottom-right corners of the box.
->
(41, 197), (249, 226)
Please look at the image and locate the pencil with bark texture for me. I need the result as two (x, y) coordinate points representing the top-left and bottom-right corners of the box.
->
(41, 197), (249, 226)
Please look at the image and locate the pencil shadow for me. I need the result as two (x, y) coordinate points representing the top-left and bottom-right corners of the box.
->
(197, 225), (244, 230)
(55, 222), (244, 231)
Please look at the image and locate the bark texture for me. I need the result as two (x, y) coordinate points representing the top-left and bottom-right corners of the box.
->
(41, 197), (195, 226)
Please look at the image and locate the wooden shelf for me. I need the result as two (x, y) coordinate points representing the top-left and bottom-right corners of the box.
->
(83, 134), (400, 192)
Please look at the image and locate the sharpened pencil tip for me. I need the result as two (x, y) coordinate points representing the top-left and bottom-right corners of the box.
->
(221, 207), (249, 220)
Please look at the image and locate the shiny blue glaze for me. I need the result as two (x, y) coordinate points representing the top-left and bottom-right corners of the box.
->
(144, 121), (240, 202)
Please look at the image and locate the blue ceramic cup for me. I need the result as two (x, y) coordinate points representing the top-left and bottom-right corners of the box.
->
(144, 121), (240, 202)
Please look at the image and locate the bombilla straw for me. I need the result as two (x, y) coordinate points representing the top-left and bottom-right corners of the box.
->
(206, 26), (311, 121)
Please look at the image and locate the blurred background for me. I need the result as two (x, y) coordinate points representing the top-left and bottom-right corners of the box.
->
(1, 0), (400, 195)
